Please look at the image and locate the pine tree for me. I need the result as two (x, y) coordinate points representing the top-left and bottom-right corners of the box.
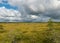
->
(43, 18), (56, 43)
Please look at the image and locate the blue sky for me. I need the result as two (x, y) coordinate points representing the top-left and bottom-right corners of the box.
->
(0, 0), (60, 22)
(0, 2), (17, 10)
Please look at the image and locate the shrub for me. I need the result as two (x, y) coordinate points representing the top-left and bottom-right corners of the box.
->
(0, 25), (6, 33)
(43, 18), (56, 43)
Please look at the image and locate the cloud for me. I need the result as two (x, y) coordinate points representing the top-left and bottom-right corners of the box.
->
(2, 0), (60, 22)
(0, 6), (23, 22)
(8, 0), (60, 11)
(0, 0), (2, 3)
(0, 6), (46, 22)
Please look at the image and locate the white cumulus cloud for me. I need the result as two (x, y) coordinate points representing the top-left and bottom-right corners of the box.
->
(0, 7), (23, 22)
(1, 0), (60, 22)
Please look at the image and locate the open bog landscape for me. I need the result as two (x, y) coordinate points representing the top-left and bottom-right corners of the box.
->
(0, 22), (60, 43)
(0, 0), (60, 43)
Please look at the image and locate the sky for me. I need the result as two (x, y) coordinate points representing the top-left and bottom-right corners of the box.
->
(0, 0), (60, 22)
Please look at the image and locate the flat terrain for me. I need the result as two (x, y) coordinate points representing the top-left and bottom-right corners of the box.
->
(0, 22), (48, 31)
(0, 22), (60, 43)
(0, 22), (60, 31)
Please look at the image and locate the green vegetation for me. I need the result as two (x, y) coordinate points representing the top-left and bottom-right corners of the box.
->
(0, 25), (6, 33)
(0, 21), (60, 43)
(43, 19), (56, 43)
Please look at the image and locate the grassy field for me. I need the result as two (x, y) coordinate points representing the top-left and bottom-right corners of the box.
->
(0, 22), (60, 43)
